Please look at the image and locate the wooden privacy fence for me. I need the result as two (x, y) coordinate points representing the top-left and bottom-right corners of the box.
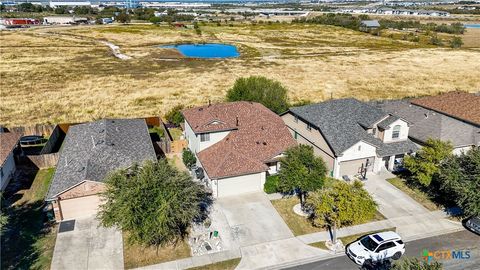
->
(21, 153), (60, 169)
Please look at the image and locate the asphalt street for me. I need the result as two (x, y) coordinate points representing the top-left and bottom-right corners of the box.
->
(284, 230), (480, 270)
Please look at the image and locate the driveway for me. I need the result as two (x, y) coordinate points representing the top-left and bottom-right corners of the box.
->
(51, 216), (124, 270)
(217, 193), (329, 269)
(363, 171), (430, 219)
(217, 192), (293, 247)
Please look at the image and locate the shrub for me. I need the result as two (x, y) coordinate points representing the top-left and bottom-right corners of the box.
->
(449, 36), (463, 48)
(182, 148), (196, 169)
(165, 105), (184, 126)
(264, 175), (280, 194)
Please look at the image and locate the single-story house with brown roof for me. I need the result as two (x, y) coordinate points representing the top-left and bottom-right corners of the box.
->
(182, 101), (296, 197)
(0, 132), (22, 191)
(45, 119), (156, 222)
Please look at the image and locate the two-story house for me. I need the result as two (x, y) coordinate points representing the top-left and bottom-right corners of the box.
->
(182, 101), (296, 197)
(281, 98), (418, 179)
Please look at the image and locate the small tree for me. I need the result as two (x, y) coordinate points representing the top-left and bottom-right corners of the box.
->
(449, 36), (463, 48)
(165, 105), (185, 126)
(403, 138), (453, 187)
(98, 160), (210, 249)
(182, 148), (196, 169)
(226, 76), (289, 114)
(309, 180), (377, 244)
(278, 145), (327, 206)
(392, 257), (442, 270)
(116, 13), (131, 23)
(438, 148), (480, 217)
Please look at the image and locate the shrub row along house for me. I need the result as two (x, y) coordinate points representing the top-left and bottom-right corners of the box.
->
(182, 101), (296, 197)
(46, 119), (156, 222)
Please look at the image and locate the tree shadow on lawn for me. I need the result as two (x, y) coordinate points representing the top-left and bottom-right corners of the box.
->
(394, 171), (459, 215)
(1, 166), (56, 270)
(1, 201), (56, 270)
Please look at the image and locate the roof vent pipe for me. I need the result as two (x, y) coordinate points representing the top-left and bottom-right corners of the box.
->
(236, 117), (239, 127)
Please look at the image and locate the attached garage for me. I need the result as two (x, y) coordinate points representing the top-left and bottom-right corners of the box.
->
(216, 173), (264, 198)
(339, 157), (375, 176)
(59, 195), (102, 221)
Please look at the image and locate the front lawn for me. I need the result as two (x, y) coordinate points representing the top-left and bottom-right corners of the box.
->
(387, 178), (440, 211)
(123, 237), (191, 269)
(1, 167), (57, 270)
(272, 196), (387, 236)
(187, 258), (241, 270)
(309, 227), (397, 250)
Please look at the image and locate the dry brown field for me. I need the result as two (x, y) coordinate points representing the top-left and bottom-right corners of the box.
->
(0, 23), (479, 127)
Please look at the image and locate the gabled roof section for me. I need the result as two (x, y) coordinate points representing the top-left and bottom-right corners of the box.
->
(46, 119), (157, 200)
(195, 102), (297, 179)
(376, 115), (401, 130)
(0, 132), (22, 166)
(371, 99), (480, 148)
(182, 103), (246, 133)
(290, 98), (388, 156)
(411, 91), (480, 126)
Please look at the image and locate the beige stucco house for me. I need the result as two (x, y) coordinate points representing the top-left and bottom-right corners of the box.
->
(281, 98), (418, 179)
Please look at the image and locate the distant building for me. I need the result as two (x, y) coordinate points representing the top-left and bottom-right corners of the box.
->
(360, 20), (380, 31)
(49, 1), (91, 8)
(43, 16), (88, 25)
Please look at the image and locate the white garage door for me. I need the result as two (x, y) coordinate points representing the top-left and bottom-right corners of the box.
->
(340, 157), (375, 177)
(60, 195), (102, 220)
(217, 173), (263, 197)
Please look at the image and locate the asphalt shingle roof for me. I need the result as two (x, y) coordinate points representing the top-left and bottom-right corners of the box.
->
(0, 132), (22, 167)
(46, 119), (156, 200)
(290, 98), (389, 156)
(371, 99), (480, 148)
(184, 102), (297, 179)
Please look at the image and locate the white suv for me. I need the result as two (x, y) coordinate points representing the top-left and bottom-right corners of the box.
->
(346, 231), (405, 265)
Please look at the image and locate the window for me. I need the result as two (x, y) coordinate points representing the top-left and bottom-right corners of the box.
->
(307, 124), (312, 131)
(294, 131), (298, 140)
(376, 242), (396, 252)
(294, 116), (299, 123)
(358, 145), (362, 151)
(200, 133), (210, 142)
(392, 125), (401, 139)
(372, 128), (377, 135)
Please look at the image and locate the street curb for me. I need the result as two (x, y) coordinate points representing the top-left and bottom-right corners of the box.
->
(264, 227), (467, 270)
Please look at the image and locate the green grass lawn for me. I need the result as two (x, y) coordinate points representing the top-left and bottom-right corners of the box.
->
(187, 258), (241, 270)
(123, 237), (191, 269)
(1, 167), (57, 270)
(271, 196), (387, 236)
(309, 227), (397, 250)
(387, 178), (440, 211)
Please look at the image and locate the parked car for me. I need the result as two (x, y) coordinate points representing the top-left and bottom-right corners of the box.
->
(346, 231), (405, 266)
(465, 216), (480, 235)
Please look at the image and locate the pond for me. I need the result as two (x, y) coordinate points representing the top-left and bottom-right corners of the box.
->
(160, 43), (240, 58)
(465, 24), (480, 29)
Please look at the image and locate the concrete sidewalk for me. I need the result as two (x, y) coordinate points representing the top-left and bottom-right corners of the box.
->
(297, 210), (463, 245)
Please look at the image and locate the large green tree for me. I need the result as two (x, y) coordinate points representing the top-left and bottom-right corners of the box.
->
(438, 148), (480, 217)
(278, 145), (327, 206)
(98, 160), (210, 249)
(308, 180), (377, 244)
(226, 76), (289, 114)
(404, 138), (453, 186)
